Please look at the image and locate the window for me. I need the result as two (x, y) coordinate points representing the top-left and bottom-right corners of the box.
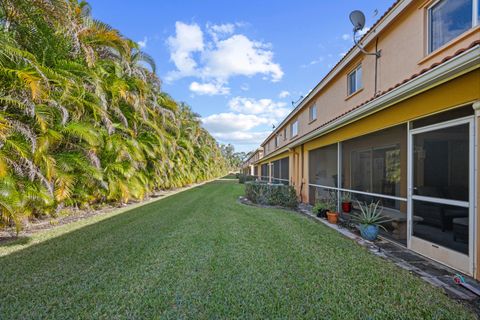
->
(309, 103), (317, 122)
(428, 0), (478, 53)
(275, 135), (280, 148)
(347, 65), (362, 95)
(291, 120), (298, 137)
(283, 128), (287, 140)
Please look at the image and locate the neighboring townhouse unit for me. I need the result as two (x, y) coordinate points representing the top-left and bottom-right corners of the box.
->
(241, 148), (263, 176)
(252, 0), (480, 278)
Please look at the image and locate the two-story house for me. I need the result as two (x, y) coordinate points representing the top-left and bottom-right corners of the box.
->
(252, 0), (480, 278)
(241, 148), (263, 176)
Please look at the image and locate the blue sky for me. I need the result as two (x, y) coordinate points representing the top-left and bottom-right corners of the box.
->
(89, 0), (394, 152)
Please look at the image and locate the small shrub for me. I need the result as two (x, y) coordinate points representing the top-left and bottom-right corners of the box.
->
(238, 174), (256, 184)
(312, 201), (327, 214)
(244, 181), (298, 208)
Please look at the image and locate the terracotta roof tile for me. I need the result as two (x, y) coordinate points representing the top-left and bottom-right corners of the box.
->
(260, 0), (404, 147)
(285, 40), (480, 146)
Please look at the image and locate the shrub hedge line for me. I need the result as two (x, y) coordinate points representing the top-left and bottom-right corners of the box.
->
(238, 174), (257, 184)
(245, 181), (298, 209)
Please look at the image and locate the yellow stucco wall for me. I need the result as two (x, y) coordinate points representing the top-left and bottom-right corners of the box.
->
(294, 69), (480, 203)
(262, 2), (480, 159)
(302, 69), (480, 154)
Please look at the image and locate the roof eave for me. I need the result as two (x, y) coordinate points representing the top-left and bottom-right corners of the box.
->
(260, 0), (411, 147)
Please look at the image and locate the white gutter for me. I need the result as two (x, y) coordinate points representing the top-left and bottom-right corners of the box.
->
(257, 45), (479, 162)
(289, 45), (480, 148)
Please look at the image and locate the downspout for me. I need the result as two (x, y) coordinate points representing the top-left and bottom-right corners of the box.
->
(374, 37), (380, 96)
(472, 100), (480, 278)
(300, 144), (305, 203)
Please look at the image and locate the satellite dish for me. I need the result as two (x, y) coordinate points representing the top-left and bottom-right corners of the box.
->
(349, 10), (366, 32)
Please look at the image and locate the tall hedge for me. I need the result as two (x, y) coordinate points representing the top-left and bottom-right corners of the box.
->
(0, 0), (229, 233)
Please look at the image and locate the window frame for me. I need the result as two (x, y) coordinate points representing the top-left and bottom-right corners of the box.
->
(347, 64), (362, 96)
(309, 103), (317, 122)
(427, 0), (479, 54)
(290, 120), (298, 138)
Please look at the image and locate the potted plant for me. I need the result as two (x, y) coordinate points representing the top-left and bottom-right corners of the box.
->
(325, 199), (339, 224)
(312, 201), (328, 218)
(352, 201), (390, 241)
(341, 192), (353, 213)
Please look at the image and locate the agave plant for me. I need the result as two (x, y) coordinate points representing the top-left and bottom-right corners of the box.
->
(352, 200), (391, 229)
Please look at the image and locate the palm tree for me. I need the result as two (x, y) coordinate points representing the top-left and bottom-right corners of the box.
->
(0, 0), (229, 233)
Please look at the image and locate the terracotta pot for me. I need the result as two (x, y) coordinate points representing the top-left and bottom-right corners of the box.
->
(326, 211), (338, 224)
(342, 201), (352, 213)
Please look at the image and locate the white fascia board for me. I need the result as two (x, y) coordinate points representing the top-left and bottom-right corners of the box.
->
(290, 45), (480, 148)
(254, 146), (289, 164)
(260, 0), (412, 146)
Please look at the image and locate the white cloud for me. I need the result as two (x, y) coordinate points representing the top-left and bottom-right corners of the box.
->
(201, 95), (292, 147)
(207, 23), (236, 41)
(278, 90), (290, 98)
(189, 81), (230, 95)
(202, 34), (283, 82)
(240, 83), (250, 91)
(342, 27), (369, 42)
(209, 23), (235, 34)
(166, 22), (204, 80)
(166, 21), (283, 94)
(358, 27), (370, 36)
(228, 97), (290, 119)
(212, 131), (270, 144)
(138, 37), (148, 49)
(341, 33), (351, 41)
(301, 56), (324, 68)
(202, 113), (271, 133)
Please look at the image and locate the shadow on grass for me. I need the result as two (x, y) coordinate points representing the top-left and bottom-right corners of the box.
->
(0, 181), (242, 318)
(0, 180), (474, 319)
(0, 181), (229, 254)
(0, 182), (216, 258)
(0, 236), (32, 247)
(221, 173), (238, 179)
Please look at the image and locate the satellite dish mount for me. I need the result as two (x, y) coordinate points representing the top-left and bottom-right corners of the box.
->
(349, 10), (381, 57)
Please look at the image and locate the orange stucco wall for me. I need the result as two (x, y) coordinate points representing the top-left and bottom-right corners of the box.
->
(262, 0), (480, 157)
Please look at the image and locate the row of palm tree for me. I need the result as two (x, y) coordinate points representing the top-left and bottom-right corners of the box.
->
(0, 0), (229, 233)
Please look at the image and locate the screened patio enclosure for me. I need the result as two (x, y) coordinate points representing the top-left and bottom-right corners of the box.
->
(307, 106), (474, 260)
(309, 124), (408, 244)
(271, 157), (289, 185)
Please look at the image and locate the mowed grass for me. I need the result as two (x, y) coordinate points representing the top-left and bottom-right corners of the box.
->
(0, 181), (475, 319)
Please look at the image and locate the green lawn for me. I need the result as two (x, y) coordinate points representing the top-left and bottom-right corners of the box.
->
(0, 181), (474, 319)
(221, 173), (238, 179)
